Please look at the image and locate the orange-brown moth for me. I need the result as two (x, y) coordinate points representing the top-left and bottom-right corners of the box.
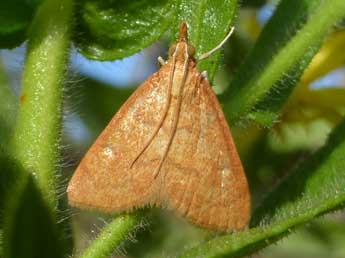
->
(67, 22), (251, 231)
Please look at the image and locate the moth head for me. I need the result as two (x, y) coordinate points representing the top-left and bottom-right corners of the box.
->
(168, 21), (196, 59)
(168, 42), (196, 59)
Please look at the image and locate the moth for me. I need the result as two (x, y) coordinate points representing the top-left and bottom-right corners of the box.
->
(67, 22), (251, 231)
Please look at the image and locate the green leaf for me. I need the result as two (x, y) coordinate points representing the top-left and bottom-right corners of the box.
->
(0, 0), (42, 48)
(177, 0), (238, 80)
(178, 118), (345, 258)
(75, 0), (237, 81)
(74, 0), (177, 60)
(222, 0), (345, 126)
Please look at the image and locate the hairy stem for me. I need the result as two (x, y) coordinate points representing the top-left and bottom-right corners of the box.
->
(11, 0), (73, 210)
(80, 213), (144, 258)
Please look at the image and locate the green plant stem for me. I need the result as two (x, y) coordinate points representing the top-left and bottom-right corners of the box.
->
(11, 0), (73, 209)
(80, 213), (144, 258)
(3, 0), (74, 257)
(225, 0), (345, 125)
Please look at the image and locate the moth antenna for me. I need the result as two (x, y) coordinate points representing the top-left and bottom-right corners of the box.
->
(197, 26), (235, 61)
(154, 46), (190, 180)
(130, 55), (177, 168)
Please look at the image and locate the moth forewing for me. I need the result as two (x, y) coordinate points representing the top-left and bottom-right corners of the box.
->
(67, 21), (251, 232)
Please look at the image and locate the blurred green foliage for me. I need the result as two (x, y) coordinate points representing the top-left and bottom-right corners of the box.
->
(1, 0), (345, 257)
(0, 0), (43, 48)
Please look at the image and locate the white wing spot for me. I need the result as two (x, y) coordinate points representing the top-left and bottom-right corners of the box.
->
(103, 146), (114, 158)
